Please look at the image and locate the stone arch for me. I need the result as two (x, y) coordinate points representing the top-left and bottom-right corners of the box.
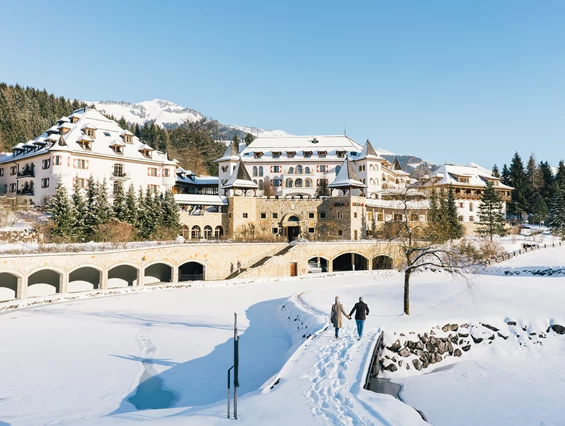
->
(295, 178), (303, 188)
(28, 267), (63, 297)
(108, 263), (139, 288)
(214, 225), (224, 239)
(203, 225), (213, 239)
(144, 261), (174, 284)
(191, 225), (201, 239)
(332, 252), (369, 271)
(68, 265), (102, 292)
(0, 270), (22, 301)
(372, 255), (393, 270)
(307, 257), (329, 273)
(305, 178), (312, 188)
(286, 178), (293, 188)
(178, 261), (205, 281)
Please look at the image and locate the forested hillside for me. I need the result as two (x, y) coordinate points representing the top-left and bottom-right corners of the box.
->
(0, 83), (85, 151)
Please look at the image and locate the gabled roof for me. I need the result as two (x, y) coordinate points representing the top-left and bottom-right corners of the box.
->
(329, 158), (366, 189)
(223, 159), (258, 189)
(425, 164), (513, 190)
(215, 141), (240, 163)
(81, 122), (97, 130)
(77, 134), (94, 142)
(120, 129), (134, 136)
(356, 139), (383, 161)
(57, 116), (70, 123)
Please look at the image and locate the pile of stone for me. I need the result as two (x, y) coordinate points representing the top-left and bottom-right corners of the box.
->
(380, 321), (565, 373)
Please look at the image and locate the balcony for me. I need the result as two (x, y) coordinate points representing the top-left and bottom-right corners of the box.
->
(17, 187), (34, 196)
(110, 171), (130, 180)
(17, 165), (35, 178)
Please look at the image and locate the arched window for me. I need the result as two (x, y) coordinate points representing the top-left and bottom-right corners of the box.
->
(288, 167), (294, 175)
(259, 166), (264, 177)
(253, 179), (257, 185)
(296, 165), (303, 174)
(214, 226), (223, 238)
(204, 225), (213, 239)
(396, 179), (399, 184)
(305, 167), (311, 174)
(410, 214), (419, 222)
(305, 179), (312, 188)
(113, 163), (124, 177)
(191, 226), (201, 239)
(335, 165), (341, 175)
(253, 166), (258, 177)
(295, 178), (303, 188)
(370, 178), (376, 185)
(370, 164), (375, 171)
(286, 178), (293, 188)
(258, 179), (264, 190)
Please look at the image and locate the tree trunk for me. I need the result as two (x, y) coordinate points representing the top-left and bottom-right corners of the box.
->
(404, 270), (411, 315)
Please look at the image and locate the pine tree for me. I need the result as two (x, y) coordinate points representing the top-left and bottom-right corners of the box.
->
(427, 188), (446, 242)
(508, 152), (529, 221)
(555, 160), (565, 191)
(547, 186), (565, 236)
(161, 190), (181, 232)
(492, 164), (500, 178)
(95, 178), (112, 225)
(444, 185), (464, 240)
(124, 184), (138, 226)
(71, 177), (87, 241)
(84, 176), (99, 238)
(501, 164), (510, 186)
(244, 133), (255, 146)
(232, 134), (240, 146)
(476, 181), (508, 241)
(112, 182), (127, 221)
(529, 193), (548, 226)
(48, 179), (75, 238)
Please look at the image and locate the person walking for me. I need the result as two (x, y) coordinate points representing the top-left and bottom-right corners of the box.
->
(330, 296), (350, 339)
(237, 260), (241, 272)
(349, 297), (370, 339)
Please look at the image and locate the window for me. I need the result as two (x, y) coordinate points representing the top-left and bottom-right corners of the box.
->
(411, 213), (419, 221)
(304, 151), (312, 158)
(149, 168), (158, 177)
(338, 230), (343, 236)
(253, 166), (258, 177)
(113, 163), (124, 177)
(318, 151), (327, 158)
(0, 169), (3, 176)
(469, 203), (473, 212)
(458, 177), (470, 183)
(319, 165), (327, 173)
(41, 159), (50, 169)
(272, 213), (278, 218)
(254, 152), (263, 159)
(368, 212), (373, 221)
(260, 212), (266, 219)
(287, 151), (296, 158)
(259, 166), (264, 177)
(378, 213), (383, 221)
(204, 226), (213, 239)
(214, 226), (223, 238)
(394, 214), (403, 221)
(9, 183), (16, 192)
(288, 167), (294, 175)
(191, 226), (201, 239)
(295, 178), (303, 188)
(286, 179), (293, 188)
(163, 168), (170, 177)
(148, 184), (159, 194)
(272, 152), (281, 159)
(273, 165), (281, 173)
(76, 159), (87, 169)
(76, 178), (87, 189)
(308, 227), (315, 233)
(41, 178), (49, 188)
(86, 129), (95, 137)
(305, 179), (312, 187)
(258, 179), (264, 190)
(273, 178), (281, 187)
(243, 213), (248, 218)
(338, 212), (343, 219)
(469, 216), (474, 222)
(10, 166), (17, 175)
(354, 212), (358, 218)
(319, 212), (327, 219)
(459, 202), (464, 208)
(221, 165), (228, 173)
(272, 228), (279, 234)
(305, 167), (311, 174)
(458, 215), (464, 221)
(104, 132), (111, 137)
(337, 151), (345, 158)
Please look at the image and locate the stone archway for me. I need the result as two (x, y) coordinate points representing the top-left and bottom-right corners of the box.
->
(281, 214), (301, 242)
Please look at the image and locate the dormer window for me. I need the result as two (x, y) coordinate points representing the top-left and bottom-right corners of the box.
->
(77, 135), (92, 150)
(303, 151), (312, 158)
(318, 150), (327, 158)
(272, 151), (281, 159)
(139, 144), (153, 159)
(112, 145), (124, 155)
(458, 177), (470, 183)
(254, 152), (263, 159)
(81, 123), (97, 138)
(287, 151), (296, 158)
(69, 113), (81, 123)
(337, 150), (345, 158)
(46, 126), (59, 136)
(120, 130), (134, 144)
(59, 123), (72, 135)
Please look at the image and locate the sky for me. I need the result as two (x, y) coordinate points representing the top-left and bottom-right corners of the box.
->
(1, 0), (565, 168)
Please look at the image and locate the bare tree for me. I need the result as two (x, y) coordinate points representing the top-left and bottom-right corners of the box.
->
(383, 183), (484, 315)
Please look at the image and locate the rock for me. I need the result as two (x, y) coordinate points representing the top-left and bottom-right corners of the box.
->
(414, 349), (425, 358)
(405, 340), (418, 350)
(419, 333), (428, 344)
(437, 341), (448, 354)
(538, 333), (546, 339)
(398, 348), (411, 357)
(447, 341), (454, 355)
(400, 333), (405, 337)
(398, 360), (403, 367)
(392, 356), (397, 362)
(412, 359), (423, 371)
(442, 323), (459, 332)
(453, 348), (462, 357)
(529, 332), (537, 336)
(386, 339), (402, 352)
(471, 335), (483, 344)
(430, 330), (436, 335)
(425, 341), (436, 352)
(507, 321), (517, 326)
(488, 334), (495, 341)
(522, 326), (527, 331)
(385, 355), (391, 360)
(384, 363), (398, 372)
(459, 339), (464, 345)
(422, 359), (430, 369)
(460, 323), (469, 328)
(497, 333), (509, 340)
(458, 333), (469, 338)
(406, 364), (410, 370)
(448, 334), (459, 344)
(462, 345), (471, 352)
(481, 323), (499, 332)
(430, 352), (442, 364)
(551, 324), (565, 335)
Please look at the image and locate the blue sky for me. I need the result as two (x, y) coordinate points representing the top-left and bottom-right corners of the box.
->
(1, 0), (565, 169)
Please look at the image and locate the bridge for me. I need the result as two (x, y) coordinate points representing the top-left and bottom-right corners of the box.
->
(0, 241), (402, 302)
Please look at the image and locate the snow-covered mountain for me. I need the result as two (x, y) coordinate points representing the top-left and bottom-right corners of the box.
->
(89, 99), (291, 138)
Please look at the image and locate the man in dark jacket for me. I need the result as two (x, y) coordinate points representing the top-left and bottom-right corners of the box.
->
(349, 297), (369, 339)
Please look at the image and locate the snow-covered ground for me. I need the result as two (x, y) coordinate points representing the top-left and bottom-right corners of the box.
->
(1, 247), (565, 426)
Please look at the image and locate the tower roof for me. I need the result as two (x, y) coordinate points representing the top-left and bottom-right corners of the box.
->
(223, 159), (258, 189)
(328, 158), (366, 189)
(215, 141), (240, 163)
(357, 139), (383, 161)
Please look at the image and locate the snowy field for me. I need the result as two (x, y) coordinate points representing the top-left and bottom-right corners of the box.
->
(1, 246), (565, 425)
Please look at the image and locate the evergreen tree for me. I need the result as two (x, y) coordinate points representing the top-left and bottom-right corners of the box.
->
(555, 160), (565, 190)
(539, 161), (554, 200)
(476, 181), (508, 241)
(124, 184), (138, 226)
(84, 176), (99, 238)
(501, 164), (510, 186)
(48, 179), (75, 238)
(161, 190), (181, 232)
(112, 182), (127, 221)
(508, 152), (529, 221)
(95, 178), (112, 225)
(244, 133), (255, 146)
(529, 193), (548, 226)
(232, 134), (240, 146)
(427, 188), (446, 242)
(491, 164), (500, 178)
(444, 185), (464, 240)
(71, 177), (87, 241)
(547, 186), (565, 236)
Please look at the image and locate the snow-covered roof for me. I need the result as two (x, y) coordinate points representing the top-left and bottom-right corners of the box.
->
(109, 139), (125, 147)
(174, 194), (227, 206)
(223, 160), (258, 189)
(77, 134), (94, 142)
(120, 129), (134, 136)
(425, 164), (513, 190)
(356, 139), (384, 161)
(237, 135), (364, 162)
(46, 126), (59, 134)
(215, 142), (240, 163)
(329, 158), (366, 189)
(57, 116), (70, 123)
(0, 108), (176, 166)
(58, 122), (73, 130)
